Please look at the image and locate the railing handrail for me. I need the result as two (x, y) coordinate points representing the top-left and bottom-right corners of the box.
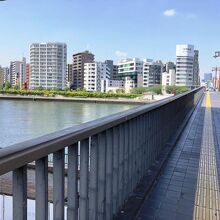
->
(0, 87), (203, 175)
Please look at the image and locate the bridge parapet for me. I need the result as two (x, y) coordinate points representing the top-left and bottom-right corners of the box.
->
(0, 87), (205, 220)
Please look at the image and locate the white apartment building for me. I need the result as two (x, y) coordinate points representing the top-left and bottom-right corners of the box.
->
(143, 59), (163, 87)
(0, 66), (3, 86)
(176, 44), (197, 87)
(162, 69), (176, 86)
(9, 58), (26, 88)
(3, 67), (10, 83)
(30, 42), (67, 90)
(84, 62), (110, 92)
(118, 58), (143, 88)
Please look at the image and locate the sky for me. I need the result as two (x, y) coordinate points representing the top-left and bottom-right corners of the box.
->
(0, 0), (220, 78)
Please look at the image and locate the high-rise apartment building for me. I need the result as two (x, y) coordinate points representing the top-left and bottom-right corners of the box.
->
(71, 51), (94, 90)
(84, 62), (110, 92)
(0, 66), (4, 86)
(9, 57), (26, 88)
(3, 67), (10, 83)
(30, 42), (67, 90)
(142, 59), (163, 87)
(25, 64), (30, 89)
(176, 44), (199, 87)
(118, 58), (143, 88)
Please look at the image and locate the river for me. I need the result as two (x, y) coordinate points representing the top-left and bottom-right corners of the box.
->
(0, 99), (137, 148)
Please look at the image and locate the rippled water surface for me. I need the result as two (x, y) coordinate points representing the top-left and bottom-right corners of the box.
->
(0, 100), (137, 148)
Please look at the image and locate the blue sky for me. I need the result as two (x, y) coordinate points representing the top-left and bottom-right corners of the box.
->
(0, 0), (220, 77)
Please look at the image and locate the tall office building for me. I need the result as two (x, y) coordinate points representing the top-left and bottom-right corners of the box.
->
(9, 57), (26, 88)
(30, 42), (67, 90)
(142, 59), (163, 87)
(105, 60), (114, 79)
(71, 51), (94, 90)
(118, 58), (143, 88)
(113, 65), (118, 80)
(176, 44), (199, 87)
(84, 62), (110, 92)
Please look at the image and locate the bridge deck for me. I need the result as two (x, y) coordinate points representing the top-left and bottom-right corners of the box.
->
(136, 92), (220, 220)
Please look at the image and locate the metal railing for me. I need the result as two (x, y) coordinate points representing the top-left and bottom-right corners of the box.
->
(0, 87), (204, 220)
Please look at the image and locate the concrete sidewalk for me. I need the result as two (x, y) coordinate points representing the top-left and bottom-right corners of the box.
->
(136, 92), (220, 220)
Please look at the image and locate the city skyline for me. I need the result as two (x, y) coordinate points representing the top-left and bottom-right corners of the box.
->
(0, 0), (220, 77)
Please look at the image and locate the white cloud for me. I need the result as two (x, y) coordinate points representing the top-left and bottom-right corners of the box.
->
(163, 9), (176, 17)
(115, 50), (128, 58)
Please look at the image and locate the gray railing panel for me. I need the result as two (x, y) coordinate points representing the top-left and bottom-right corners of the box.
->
(36, 157), (48, 220)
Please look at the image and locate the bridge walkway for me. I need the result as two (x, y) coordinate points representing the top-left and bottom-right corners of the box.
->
(136, 92), (220, 220)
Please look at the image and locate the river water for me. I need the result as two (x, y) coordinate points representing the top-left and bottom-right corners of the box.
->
(0, 99), (137, 148)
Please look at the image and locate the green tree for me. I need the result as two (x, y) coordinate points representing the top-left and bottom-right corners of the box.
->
(4, 81), (11, 90)
(13, 85), (20, 90)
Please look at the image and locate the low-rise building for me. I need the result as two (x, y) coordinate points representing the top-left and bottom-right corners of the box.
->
(105, 80), (124, 93)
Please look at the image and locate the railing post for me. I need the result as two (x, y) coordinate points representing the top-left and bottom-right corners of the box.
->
(67, 143), (79, 220)
(128, 120), (133, 193)
(124, 122), (129, 201)
(13, 166), (27, 220)
(97, 131), (107, 219)
(118, 124), (125, 208)
(112, 126), (119, 215)
(105, 128), (114, 220)
(53, 149), (65, 220)
(89, 135), (98, 220)
(79, 138), (89, 220)
(36, 157), (48, 220)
